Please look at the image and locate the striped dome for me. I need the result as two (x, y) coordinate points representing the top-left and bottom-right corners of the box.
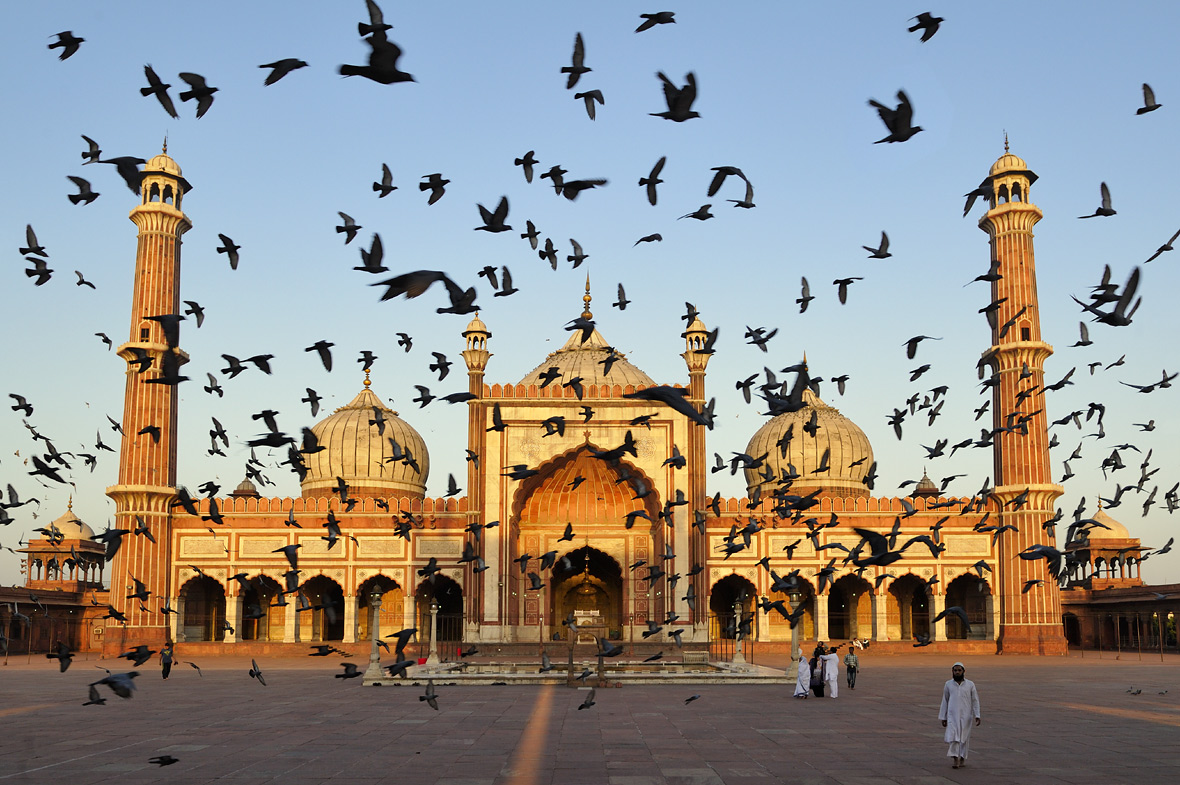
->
(744, 390), (875, 499)
(518, 328), (654, 390)
(300, 387), (429, 500)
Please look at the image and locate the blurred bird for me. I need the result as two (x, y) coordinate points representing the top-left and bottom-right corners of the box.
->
(259, 58), (308, 85)
(48, 31), (84, 60)
(178, 72), (219, 118)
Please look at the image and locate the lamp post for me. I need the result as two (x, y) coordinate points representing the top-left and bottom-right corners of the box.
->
(732, 598), (745, 664)
(786, 588), (802, 681)
(425, 598), (440, 665)
(362, 587), (385, 683)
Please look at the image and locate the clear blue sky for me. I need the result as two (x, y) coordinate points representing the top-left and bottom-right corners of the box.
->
(2, 1), (1179, 584)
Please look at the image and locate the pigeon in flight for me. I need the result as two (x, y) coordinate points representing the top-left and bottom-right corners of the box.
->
(562, 33), (590, 89)
(1137, 83), (1162, 115)
(178, 72), (219, 118)
(1078, 182), (1116, 218)
(651, 72), (699, 121)
(48, 31), (85, 60)
(67, 176), (99, 205)
(868, 90), (923, 143)
(636, 12), (676, 32)
(908, 13), (943, 42)
(863, 231), (891, 258)
(640, 156), (666, 205)
(340, 33), (415, 84)
(259, 58), (308, 85)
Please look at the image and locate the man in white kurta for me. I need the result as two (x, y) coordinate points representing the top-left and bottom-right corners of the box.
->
(793, 648), (811, 698)
(939, 662), (981, 768)
(819, 648), (840, 698)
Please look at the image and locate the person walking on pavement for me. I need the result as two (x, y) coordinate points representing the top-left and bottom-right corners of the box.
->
(939, 662), (982, 769)
(843, 648), (859, 689)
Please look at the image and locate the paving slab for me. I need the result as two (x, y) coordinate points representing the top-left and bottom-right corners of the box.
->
(0, 653), (1177, 784)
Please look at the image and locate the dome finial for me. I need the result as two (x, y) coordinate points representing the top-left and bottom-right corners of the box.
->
(162, 135), (168, 155)
(581, 273), (593, 320)
(363, 367), (371, 389)
(802, 350), (808, 370)
(1003, 130), (1008, 154)
(67, 495), (73, 512)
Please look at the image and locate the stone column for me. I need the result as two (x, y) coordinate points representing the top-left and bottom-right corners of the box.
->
(175, 595), (187, 642)
(283, 601), (298, 643)
(987, 594), (999, 640)
(931, 592), (947, 642)
(169, 597), (181, 642)
(814, 594), (829, 643)
(403, 594), (416, 634)
(872, 591), (888, 641)
(343, 596), (357, 643)
(225, 594), (242, 644)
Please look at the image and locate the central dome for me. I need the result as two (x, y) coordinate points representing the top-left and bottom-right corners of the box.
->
(519, 327), (655, 389)
(744, 389), (875, 499)
(301, 386), (429, 500)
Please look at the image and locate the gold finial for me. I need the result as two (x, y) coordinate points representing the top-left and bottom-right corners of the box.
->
(162, 136), (168, 155)
(802, 350), (808, 369)
(1003, 131), (1008, 154)
(363, 367), (371, 389)
(67, 495), (73, 512)
(581, 273), (593, 320)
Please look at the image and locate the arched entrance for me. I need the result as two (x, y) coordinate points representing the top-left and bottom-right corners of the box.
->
(180, 576), (226, 642)
(828, 574), (872, 640)
(945, 574), (990, 640)
(709, 573), (757, 640)
(241, 574), (283, 641)
(550, 547), (623, 642)
(769, 577), (816, 641)
(888, 574), (930, 641)
(357, 575), (403, 642)
(416, 575), (463, 653)
(301, 575), (345, 641)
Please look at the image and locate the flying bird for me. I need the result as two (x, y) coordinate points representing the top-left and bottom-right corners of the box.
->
(140, 65), (178, 118)
(216, 234), (241, 270)
(373, 163), (397, 197)
(339, 33), (415, 84)
(908, 13), (943, 42)
(651, 71), (699, 121)
(863, 231), (891, 258)
(1137, 83), (1162, 115)
(640, 156), (666, 205)
(67, 176), (99, 205)
(515, 150), (538, 183)
(562, 33), (590, 89)
(178, 72), (219, 118)
(1078, 182), (1116, 218)
(475, 196), (511, 232)
(259, 58), (308, 85)
(48, 31), (85, 60)
(574, 89), (604, 120)
(636, 12), (676, 32)
(419, 173), (449, 204)
(868, 90), (923, 143)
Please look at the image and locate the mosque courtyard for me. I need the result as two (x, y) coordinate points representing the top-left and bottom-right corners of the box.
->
(0, 652), (1175, 784)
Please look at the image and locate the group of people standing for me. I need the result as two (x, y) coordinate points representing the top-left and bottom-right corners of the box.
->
(793, 642), (859, 699)
(791, 646), (983, 769)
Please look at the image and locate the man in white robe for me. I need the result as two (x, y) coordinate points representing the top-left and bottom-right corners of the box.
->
(939, 662), (981, 768)
(793, 648), (811, 698)
(819, 647), (840, 698)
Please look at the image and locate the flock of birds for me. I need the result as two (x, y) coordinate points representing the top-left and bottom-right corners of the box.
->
(4, 5), (1180, 768)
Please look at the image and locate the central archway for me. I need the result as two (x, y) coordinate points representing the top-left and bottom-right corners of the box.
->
(828, 574), (872, 641)
(550, 547), (623, 642)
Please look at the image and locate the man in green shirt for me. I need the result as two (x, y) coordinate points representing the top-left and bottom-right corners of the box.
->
(842, 649), (859, 689)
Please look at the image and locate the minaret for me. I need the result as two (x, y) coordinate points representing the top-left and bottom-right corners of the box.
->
(977, 143), (1067, 655)
(105, 146), (192, 652)
(461, 311), (491, 627)
(681, 311), (711, 630)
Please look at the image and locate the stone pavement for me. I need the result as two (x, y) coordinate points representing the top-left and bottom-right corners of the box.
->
(0, 651), (1177, 784)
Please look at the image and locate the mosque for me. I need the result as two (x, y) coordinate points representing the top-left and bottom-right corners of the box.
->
(7, 147), (1174, 660)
